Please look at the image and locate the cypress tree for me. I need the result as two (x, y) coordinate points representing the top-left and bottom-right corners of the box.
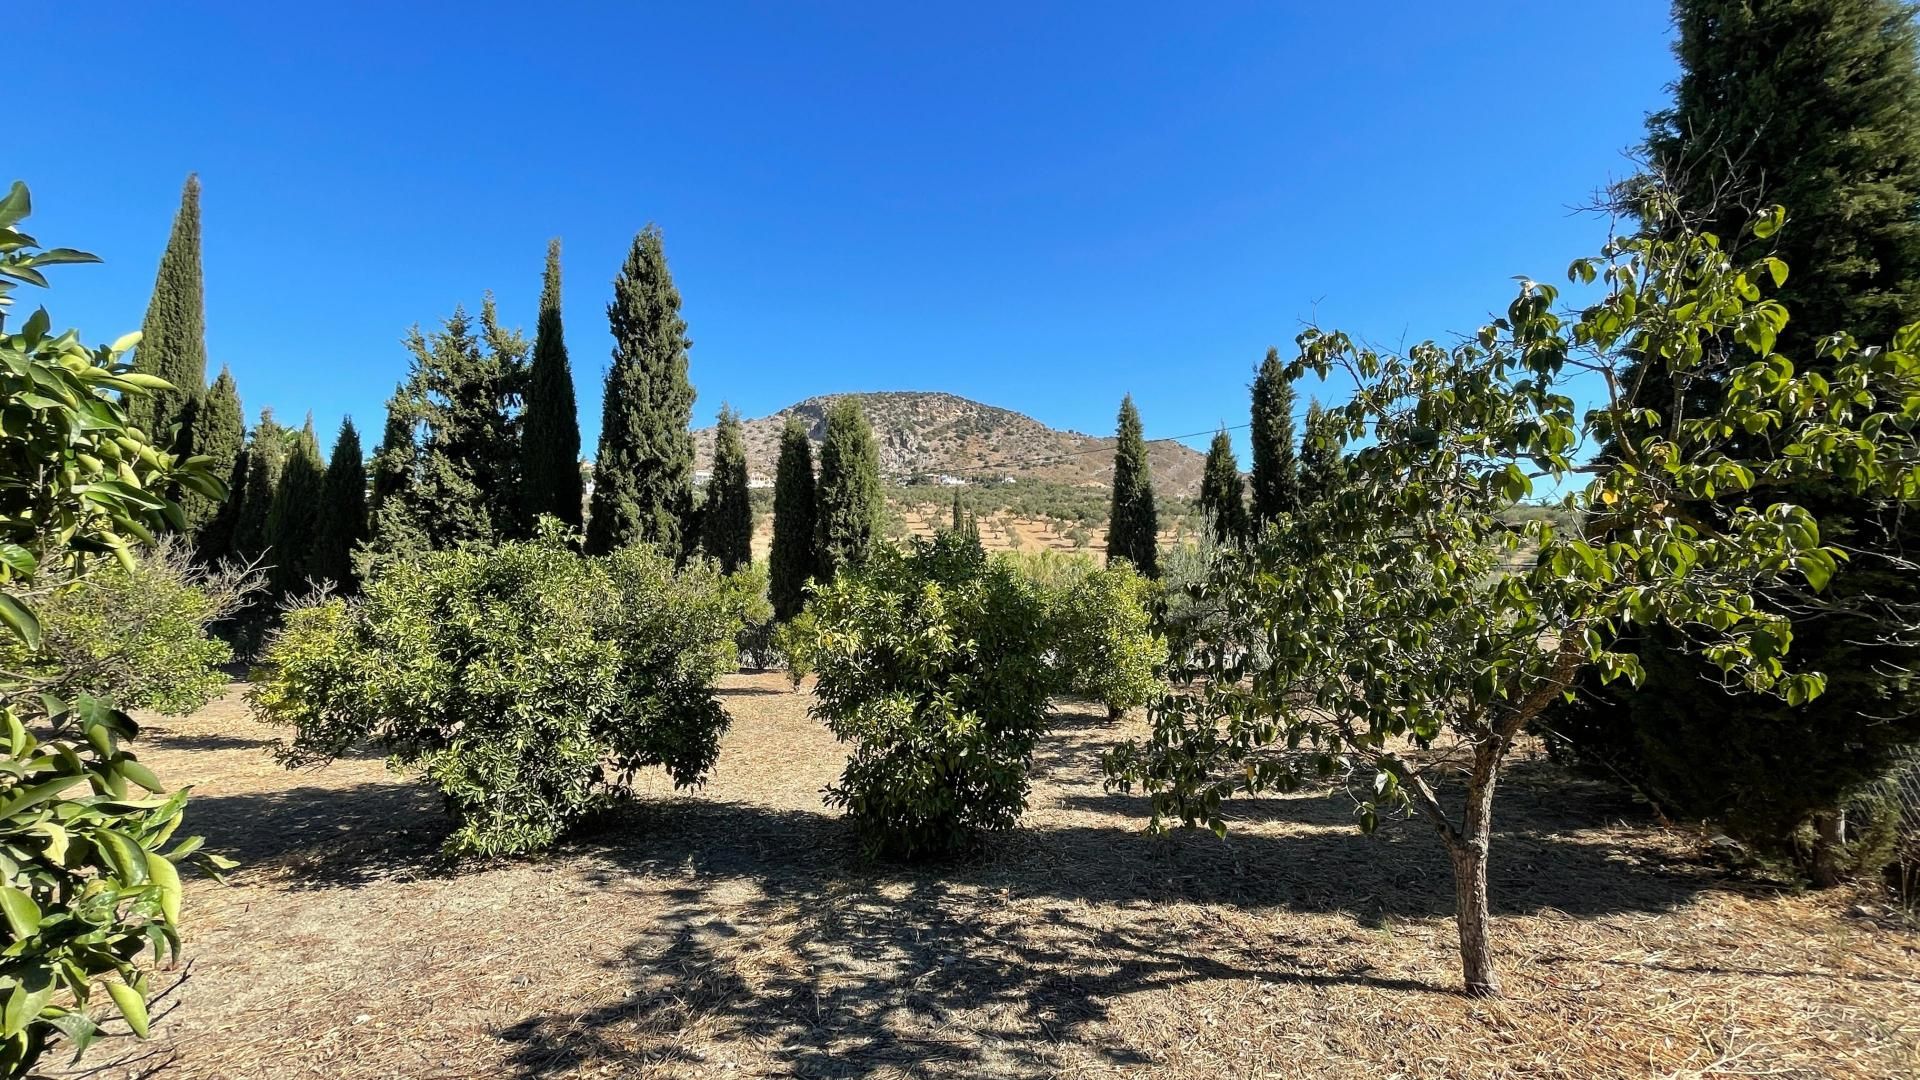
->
(587, 225), (696, 557)
(1298, 401), (1345, 508)
(1549, 0), (1920, 883)
(1197, 428), (1247, 546)
(521, 239), (584, 529)
(265, 417), (325, 595)
(948, 489), (982, 550)
(127, 175), (207, 443)
(1249, 347), (1299, 526)
(700, 405), (753, 573)
(184, 366), (245, 545)
(769, 415), (818, 621)
(231, 410), (287, 562)
(1646, 0), (1920, 354)
(814, 398), (884, 580)
(312, 417), (368, 593)
(368, 388), (415, 519)
(1105, 395), (1158, 577)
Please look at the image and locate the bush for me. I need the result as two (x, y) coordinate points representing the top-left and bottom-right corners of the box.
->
(719, 561), (777, 670)
(0, 537), (263, 715)
(797, 533), (1055, 859)
(254, 529), (736, 857)
(1045, 562), (1167, 718)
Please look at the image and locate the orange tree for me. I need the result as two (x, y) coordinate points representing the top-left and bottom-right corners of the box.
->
(0, 181), (230, 1074)
(1106, 205), (1920, 996)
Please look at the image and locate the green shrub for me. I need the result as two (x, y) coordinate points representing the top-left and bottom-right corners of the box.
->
(1045, 562), (1167, 718)
(0, 538), (264, 716)
(254, 529), (736, 857)
(998, 548), (1097, 593)
(719, 561), (777, 670)
(798, 533), (1055, 859)
(0, 181), (234, 1075)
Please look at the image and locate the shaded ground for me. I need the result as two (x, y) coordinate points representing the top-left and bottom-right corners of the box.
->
(57, 676), (1920, 1079)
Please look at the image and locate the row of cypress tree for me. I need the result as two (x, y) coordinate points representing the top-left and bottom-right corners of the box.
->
(767, 399), (885, 621)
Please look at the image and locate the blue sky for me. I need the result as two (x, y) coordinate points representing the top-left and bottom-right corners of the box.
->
(21, 2), (1678, 460)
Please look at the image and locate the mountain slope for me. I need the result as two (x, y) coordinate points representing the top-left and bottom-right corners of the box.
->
(692, 391), (1206, 496)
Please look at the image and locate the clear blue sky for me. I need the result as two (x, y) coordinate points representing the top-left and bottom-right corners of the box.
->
(21, 2), (1678, 460)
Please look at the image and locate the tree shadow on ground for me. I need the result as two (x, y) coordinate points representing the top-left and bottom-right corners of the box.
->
(494, 765), (1735, 1079)
(181, 780), (451, 887)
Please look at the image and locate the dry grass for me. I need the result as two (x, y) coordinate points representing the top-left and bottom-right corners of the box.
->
(53, 676), (1920, 1079)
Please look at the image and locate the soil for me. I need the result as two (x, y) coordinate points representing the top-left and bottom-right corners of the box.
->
(52, 675), (1920, 1079)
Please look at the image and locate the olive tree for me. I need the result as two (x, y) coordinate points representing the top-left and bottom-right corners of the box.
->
(1107, 206), (1920, 996)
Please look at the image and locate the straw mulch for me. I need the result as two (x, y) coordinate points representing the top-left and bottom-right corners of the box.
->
(53, 674), (1920, 1079)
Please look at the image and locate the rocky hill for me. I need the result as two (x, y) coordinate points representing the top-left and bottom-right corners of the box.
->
(692, 391), (1206, 497)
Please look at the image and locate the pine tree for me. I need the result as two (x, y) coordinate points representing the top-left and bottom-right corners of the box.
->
(769, 415), (818, 621)
(265, 417), (325, 595)
(1105, 395), (1158, 577)
(521, 239), (584, 529)
(814, 398), (883, 579)
(127, 175), (207, 443)
(1197, 428), (1247, 546)
(1549, 0), (1920, 883)
(362, 301), (527, 569)
(700, 405), (753, 573)
(1249, 347), (1299, 525)
(183, 366), (244, 545)
(231, 410), (288, 562)
(587, 226), (696, 557)
(1297, 401), (1345, 508)
(312, 417), (368, 593)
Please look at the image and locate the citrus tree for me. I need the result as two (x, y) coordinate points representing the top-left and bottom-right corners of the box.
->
(0, 181), (230, 1074)
(1107, 205), (1920, 996)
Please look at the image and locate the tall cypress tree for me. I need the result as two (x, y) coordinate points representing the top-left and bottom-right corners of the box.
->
(700, 405), (753, 573)
(1105, 395), (1158, 577)
(814, 398), (884, 580)
(1197, 428), (1247, 546)
(521, 239), (584, 529)
(1249, 347), (1299, 526)
(1646, 0), (1920, 354)
(232, 410), (288, 562)
(265, 417), (325, 595)
(127, 175), (207, 443)
(1297, 400), (1345, 508)
(769, 415), (818, 621)
(1549, 0), (1920, 883)
(312, 417), (368, 593)
(183, 365), (245, 543)
(588, 225), (696, 557)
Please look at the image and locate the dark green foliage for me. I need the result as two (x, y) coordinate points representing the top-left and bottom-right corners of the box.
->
(1197, 428), (1247, 545)
(1249, 347), (1299, 525)
(256, 527), (738, 857)
(364, 300), (528, 571)
(814, 398), (884, 579)
(1647, 0), (1920, 353)
(588, 225), (695, 557)
(230, 410), (287, 561)
(312, 417), (367, 593)
(265, 418), (325, 595)
(1546, 0), (1920, 881)
(522, 239), (584, 529)
(769, 416), (817, 621)
(1104, 395), (1158, 577)
(184, 366), (244, 549)
(1297, 400), (1345, 508)
(126, 175), (206, 444)
(793, 533), (1056, 859)
(948, 488), (982, 549)
(700, 405), (753, 573)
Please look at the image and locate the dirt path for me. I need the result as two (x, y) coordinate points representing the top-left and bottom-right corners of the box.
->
(53, 676), (1920, 1078)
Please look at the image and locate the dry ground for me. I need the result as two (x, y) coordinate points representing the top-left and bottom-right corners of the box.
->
(53, 675), (1920, 1079)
